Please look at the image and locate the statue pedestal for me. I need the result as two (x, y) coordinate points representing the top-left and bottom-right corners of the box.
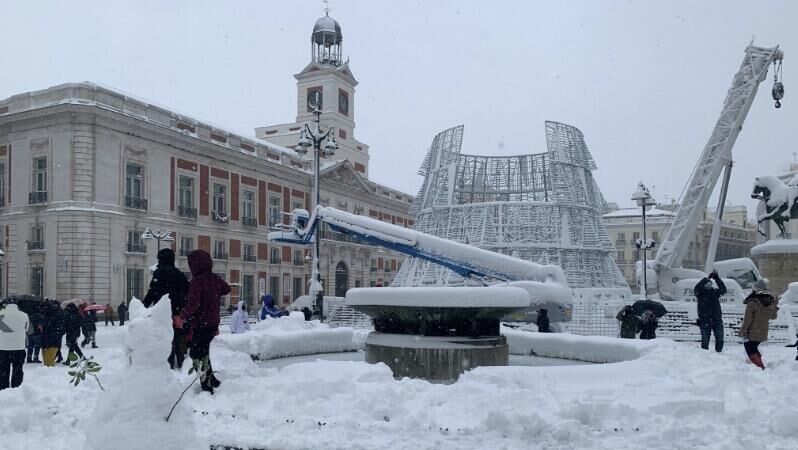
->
(751, 239), (798, 296)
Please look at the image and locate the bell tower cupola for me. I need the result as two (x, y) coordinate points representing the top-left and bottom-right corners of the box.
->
(311, 6), (343, 67)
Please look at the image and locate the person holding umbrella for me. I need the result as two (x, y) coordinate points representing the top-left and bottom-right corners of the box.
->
(639, 310), (659, 340)
(694, 270), (727, 352)
(629, 298), (668, 339)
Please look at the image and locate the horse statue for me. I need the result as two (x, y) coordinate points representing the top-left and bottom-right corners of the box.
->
(751, 175), (798, 238)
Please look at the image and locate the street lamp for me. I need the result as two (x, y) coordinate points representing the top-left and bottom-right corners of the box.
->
(294, 92), (338, 321)
(141, 227), (175, 251)
(631, 182), (656, 299)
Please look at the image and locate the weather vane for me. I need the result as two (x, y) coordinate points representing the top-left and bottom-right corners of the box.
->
(323, 0), (331, 16)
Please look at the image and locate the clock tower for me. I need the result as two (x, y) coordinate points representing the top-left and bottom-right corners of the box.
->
(256, 10), (370, 176)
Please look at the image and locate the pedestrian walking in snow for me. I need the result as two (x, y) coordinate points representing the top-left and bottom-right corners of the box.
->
(229, 302), (250, 334)
(117, 302), (128, 326)
(616, 305), (639, 339)
(639, 310), (658, 340)
(738, 279), (779, 370)
(26, 303), (45, 363)
(80, 304), (98, 348)
(143, 248), (191, 370)
(182, 250), (230, 394)
(536, 309), (551, 333)
(695, 271), (727, 352)
(63, 304), (85, 363)
(0, 299), (30, 390)
(104, 304), (115, 326)
(41, 301), (65, 367)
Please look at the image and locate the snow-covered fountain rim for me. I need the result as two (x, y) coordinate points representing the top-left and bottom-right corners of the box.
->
(345, 286), (531, 308)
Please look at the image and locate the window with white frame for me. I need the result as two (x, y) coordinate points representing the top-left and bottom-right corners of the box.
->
(125, 163), (146, 209)
(213, 183), (227, 216)
(268, 194), (281, 227)
(213, 240), (227, 260)
(32, 157), (47, 193)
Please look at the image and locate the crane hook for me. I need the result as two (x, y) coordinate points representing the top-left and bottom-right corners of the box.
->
(772, 59), (784, 109)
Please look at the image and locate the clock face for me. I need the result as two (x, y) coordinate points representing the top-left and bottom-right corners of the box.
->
(338, 89), (349, 116)
(307, 87), (322, 112)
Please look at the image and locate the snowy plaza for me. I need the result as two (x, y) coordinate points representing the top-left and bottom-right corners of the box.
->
(2, 315), (798, 450)
(3, 1), (798, 450)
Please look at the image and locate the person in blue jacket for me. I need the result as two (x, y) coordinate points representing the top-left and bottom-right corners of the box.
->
(259, 294), (288, 320)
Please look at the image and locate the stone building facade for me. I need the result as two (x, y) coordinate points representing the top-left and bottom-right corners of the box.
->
(0, 84), (411, 307)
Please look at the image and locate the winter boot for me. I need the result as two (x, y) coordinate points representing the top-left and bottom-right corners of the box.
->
(749, 353), (765, 370)
(200, 377), (214, 394)
(92, 344), (98, 349)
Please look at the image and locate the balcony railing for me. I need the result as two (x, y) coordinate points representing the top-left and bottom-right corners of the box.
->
(179, 248), (193, 257)
(270, 257), (281, 264)
(213, 251), (228, 260)
(29, 191), (48, 204)
(178, 206), (197, 219)
(27, 241), (44, 250)
(126, 243), (146, 253)
(243, 254), (256, 262)
(615, 240), (626, 247)
(124, 196), (148, 211)
(242, 216), (258, 228)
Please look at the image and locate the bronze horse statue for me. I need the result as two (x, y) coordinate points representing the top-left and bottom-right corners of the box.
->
(751, 175), (798, 238)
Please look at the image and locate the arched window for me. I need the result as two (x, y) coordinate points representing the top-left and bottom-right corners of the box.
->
(334, 261), (349, 297)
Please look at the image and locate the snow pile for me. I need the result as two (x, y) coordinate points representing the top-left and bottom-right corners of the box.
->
(215, 312), (361, 360)
(85, 297), (200, 450)
(781, 282), (798, 305)
(346, 286), (530, 307)
(751, 238), (798, 255)
(502, 327), (650, 363)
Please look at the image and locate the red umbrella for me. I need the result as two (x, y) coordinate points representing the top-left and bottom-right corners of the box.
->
(85, 304), (106, 312)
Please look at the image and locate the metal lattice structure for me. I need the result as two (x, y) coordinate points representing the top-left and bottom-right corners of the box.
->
(393, 122), (628, 290)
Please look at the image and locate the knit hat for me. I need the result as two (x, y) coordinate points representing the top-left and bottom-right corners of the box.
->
(753, 279), (768, 291)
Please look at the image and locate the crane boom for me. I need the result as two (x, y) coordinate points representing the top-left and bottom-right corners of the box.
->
(654, 44), (783, 272)
(268, 206), (568, 286)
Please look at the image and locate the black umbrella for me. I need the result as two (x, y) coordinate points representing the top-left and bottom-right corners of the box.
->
(631, 299), (668, 318)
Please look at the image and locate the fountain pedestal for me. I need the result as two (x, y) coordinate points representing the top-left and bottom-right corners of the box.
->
(347, 286), (531, 381)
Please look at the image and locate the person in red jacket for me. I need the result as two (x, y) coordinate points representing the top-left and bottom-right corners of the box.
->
(181, 250), (230, 394)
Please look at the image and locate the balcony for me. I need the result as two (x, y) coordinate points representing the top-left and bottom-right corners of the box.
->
(27, 241), (44, 251)
(126, 243), (146, 253)
(242, 216), (258, 228)
(124, 196), (148, 211)
(179, 248), (193, 257)
(29, 191), (48, 204)
(213, 251), (228, 260)
(178, 206), (197, 219)
(212, 211), (229, 224)
(243, 254), (256, 262)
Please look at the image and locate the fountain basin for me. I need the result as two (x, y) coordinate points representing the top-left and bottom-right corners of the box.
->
(346, 286), (531, 380)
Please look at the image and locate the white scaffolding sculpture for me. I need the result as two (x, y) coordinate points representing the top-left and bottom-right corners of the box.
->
(393, 122), (629, 292)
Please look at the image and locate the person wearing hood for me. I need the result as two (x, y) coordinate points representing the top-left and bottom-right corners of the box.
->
(229, 302), (250, 334)
(259, 294), (288, 320)
(616, 305), (639, 339)
(738, 279), (779, 370)
(63, 303), (85, 363)
(0, 299), (30, 390)
(694, 271), (727, 352)
(181, 250), (230, 394)
(144, 248), (190, 370)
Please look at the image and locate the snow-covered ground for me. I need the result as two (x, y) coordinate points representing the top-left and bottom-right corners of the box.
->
(2, 320), (798, 450)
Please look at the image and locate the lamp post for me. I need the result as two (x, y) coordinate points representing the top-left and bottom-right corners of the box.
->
(294, 92), (338, 321)
(631, 182), (656, 300)
(141, 227), (175, 252)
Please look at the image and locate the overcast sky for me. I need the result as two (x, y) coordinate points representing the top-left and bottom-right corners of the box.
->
(2, 0), (797, 217)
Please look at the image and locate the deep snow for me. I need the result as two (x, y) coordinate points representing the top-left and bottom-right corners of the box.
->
(2, 319), (798, 450)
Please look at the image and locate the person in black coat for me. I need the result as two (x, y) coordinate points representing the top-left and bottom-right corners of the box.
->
(694, 271), (727, 352)
(143, 248), (190, 369)
(638, 310), (658, 340)
(536, 309), (551, 333)
(117, 302), (128, 326)
(63, 304), (85, 363)
(80, 305), (98, 349)
(41, 302), (65, 367)
(26, 304), (46, 363)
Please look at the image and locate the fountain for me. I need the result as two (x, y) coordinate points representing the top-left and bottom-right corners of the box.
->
(347, 285), (532, 381)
